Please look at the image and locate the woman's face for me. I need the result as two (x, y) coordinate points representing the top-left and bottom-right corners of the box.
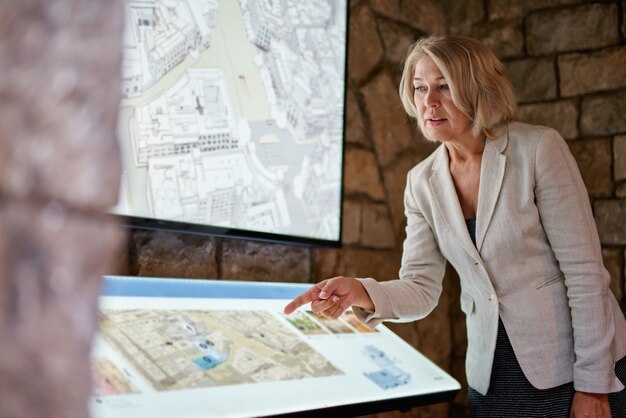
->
(413, 55), (474, 143)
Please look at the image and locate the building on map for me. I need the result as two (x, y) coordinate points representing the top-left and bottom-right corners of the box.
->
(129, 0), (157, 26)
(133, 69), (239, 166)
(126, 0), (218, 82)
(248, 0), (285, 51)
(122, 7), (144, 98)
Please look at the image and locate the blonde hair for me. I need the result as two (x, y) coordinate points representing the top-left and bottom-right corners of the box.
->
(398, 35), (517, 139)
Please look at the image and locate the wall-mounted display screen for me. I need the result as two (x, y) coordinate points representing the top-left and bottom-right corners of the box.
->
(91, 276), (460, 418)
(112, 0), (348, 246)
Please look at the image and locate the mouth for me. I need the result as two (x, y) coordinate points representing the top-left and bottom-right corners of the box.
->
(426, 117), (447, 126)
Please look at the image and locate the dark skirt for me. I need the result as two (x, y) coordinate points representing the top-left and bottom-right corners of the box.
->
(469, 319), (626, 417)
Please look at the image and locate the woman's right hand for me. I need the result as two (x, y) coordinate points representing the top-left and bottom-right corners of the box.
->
(283, 276), (374, 319)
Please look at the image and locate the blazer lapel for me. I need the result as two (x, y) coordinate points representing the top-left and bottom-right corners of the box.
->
(475, 128), (509, 252)
(428, 145), (482, 263)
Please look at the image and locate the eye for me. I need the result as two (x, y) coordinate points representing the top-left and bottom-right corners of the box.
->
(414, 85), (427, 93)
(439, 84), (450, 91)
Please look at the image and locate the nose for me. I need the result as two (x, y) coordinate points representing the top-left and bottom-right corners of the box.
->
(424, 89), (440, 107)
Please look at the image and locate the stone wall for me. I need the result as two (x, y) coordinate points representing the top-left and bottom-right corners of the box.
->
(122, 1), (626, 418)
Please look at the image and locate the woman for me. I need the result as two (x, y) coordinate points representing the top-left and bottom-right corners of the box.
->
(284, 35), (626, 417)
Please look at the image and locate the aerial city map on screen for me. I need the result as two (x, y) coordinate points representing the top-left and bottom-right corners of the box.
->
(113, 0), (347, 242)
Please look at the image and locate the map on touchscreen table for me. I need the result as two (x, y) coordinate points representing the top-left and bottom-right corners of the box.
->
(99, 309), (342, 391)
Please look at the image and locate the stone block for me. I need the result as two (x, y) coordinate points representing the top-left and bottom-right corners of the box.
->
(370, 0), (445, 34)
(450, 357), (469, 410)
(221, 238), (310, 283)
(344, 147), (386, 200)
(618, 183), (626, 198)
(376, 19), (418, 65)
(412, 130), (440, 161)
(603, 248), (624, 306)
(581, 91), (626, 136)
(567, 138), (613, 198)
(131, 230), (218, 279)
(361, 72), (414, 168)
(361, 202), (396, 249)
(444, 0), (484, 35)
(614, 135), (626, 181)
(112, 236), (131, 276)
(313, 247), (402, 282)
(488, 0), (586, 19)
(526, 4), (618, 56)
(517, 100), (578, 139)
(342, 199), (361, 245)
(595, 199), (626, 245)
(489, 0), (525, 19)
(623, 0), (626, 39)
(506, 58), (556, 103)
(348, 6), (384, 85)
(559, 47), (626, 97)
(0, 0), (124, 212)
(382, 152), (429, 240)
(470, 19), (525, 59)
(345, 89), (369, 147)
(417, 294), (452, 367)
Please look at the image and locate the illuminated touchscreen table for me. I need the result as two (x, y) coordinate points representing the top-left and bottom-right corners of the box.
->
(91, 276), (460, 418)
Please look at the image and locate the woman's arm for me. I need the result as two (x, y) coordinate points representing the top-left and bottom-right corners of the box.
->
(283, 168), (447, 326)
(534, 127), (622, 394)
(351, 169), (448, 326)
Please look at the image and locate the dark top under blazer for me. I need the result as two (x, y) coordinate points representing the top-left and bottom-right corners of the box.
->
(353, 121), (626, 395)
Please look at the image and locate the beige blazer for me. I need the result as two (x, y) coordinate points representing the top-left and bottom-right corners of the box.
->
(354, 121), (626, 396)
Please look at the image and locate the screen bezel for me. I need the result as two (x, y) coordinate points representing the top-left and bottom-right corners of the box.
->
(119, 212), (344, 247)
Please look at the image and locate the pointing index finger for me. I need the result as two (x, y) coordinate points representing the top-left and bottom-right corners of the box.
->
(283, 286), (321, 315)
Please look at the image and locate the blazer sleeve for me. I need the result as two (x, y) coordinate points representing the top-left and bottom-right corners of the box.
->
(353, 169), (447, 327)
(534, 128), (623, 393)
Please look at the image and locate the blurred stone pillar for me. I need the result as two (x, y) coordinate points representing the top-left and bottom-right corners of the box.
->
(0, 1), (125, 417)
